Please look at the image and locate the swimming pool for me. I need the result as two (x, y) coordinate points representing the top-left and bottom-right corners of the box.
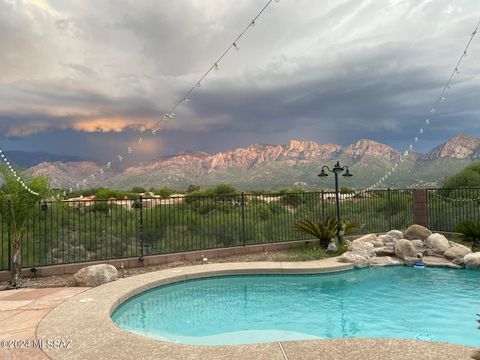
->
(112, 267), (480, 346)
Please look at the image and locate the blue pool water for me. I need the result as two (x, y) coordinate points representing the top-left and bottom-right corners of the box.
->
(112, 267), (480, 346)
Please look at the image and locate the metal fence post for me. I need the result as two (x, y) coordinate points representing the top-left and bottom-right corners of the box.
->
(139, 195), (144, 263)
(7, 219), (11, 272)
(387, 188), (392, 230)
(241, 192), (246, 246)
(321, 190), (325, 222)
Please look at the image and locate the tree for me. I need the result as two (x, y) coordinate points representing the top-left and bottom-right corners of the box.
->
(131, 186), (147, 193)
(0, 166), (50, 287)
(186, 184), (200, 193)
(443, 161), (480, 188)
(153, 187), (175, 198)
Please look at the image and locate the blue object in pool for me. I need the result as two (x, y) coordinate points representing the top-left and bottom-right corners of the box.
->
(112, 267), (480, 346)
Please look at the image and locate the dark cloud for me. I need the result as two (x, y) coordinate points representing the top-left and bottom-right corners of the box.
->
(1, 0), (480, 162)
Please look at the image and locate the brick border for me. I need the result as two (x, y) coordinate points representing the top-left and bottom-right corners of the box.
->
(0, 239), (315, 281)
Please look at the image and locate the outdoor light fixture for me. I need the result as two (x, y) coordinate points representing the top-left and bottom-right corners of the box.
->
(318, 161), (353, 240)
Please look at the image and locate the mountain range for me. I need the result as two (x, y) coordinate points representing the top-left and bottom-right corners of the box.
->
(25, 134), (480, 190)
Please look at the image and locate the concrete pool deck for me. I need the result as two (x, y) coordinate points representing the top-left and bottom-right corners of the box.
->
(28, 258), (477, 359)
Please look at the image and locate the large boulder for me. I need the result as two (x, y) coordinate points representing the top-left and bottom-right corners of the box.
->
(464, 252), (480, 269)
(338, 251), (371, 268)
(411, 240), (424, 250)
(386, 230), (404, 240)
(444, 243), (472, 263)
(73, 264), (118, 287)
(426, 233), (450, 254)
(348, 240), (375, 253)
(394, 239), (418, 260)
(404, 225), (432, 241)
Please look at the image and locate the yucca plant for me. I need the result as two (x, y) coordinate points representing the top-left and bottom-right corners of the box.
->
(455, 220), (480, 252)
(293, 216), (360, 248)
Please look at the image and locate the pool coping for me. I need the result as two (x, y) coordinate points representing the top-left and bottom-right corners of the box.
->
(36, 258), (477, 360)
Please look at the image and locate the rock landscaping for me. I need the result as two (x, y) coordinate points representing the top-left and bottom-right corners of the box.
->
(338, 224), (476, 269)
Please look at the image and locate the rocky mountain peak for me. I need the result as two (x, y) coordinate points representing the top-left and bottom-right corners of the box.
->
(423, 134), (480, 160)
(344, 139), (400, 161)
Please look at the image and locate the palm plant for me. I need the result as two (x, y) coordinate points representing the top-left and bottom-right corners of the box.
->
(455, 220), (480, 252)
(0, 166), (50, 287)
(293, 216), (360, 248)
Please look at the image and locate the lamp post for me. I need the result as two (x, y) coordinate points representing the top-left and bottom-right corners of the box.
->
(318, 161), (353, 241)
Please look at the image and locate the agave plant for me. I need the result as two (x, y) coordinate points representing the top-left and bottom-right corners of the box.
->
(455, 220), (480, 252)
(293, 216), (360, 248)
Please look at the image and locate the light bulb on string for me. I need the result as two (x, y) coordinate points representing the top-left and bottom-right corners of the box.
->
(464, 50), (468, 57)
(183, 98), (190, 103)
(128, 147), (133, 154)
(251, 20), (255, 27)
(233, 42), (240, 51)
(138, 137), (143, 144)
(214, 63), (219, 71)
(440, 96), (446, 102)
(414, 137), (419, 143)
(419, 128), (424, 134)
(196, 82), (201, 88)
(151, 129), (157, 135)
(106, 162), (112, 169)
(425, 119), (430, 125)
(118, 155), (124, 162)
(166, 113), (175, 119)
(455, 67), (460, 74)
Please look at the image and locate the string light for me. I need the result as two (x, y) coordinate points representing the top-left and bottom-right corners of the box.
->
(78, 0), (279, 189)
(367, 19), (480, 191)
(0, 148), (39, 195)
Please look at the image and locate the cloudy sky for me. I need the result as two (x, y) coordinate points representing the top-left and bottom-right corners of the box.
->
(1, 0), (480, 164)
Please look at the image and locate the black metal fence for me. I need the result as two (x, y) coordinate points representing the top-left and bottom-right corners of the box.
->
(0, 189), (416, 271)
(427, 188), (480, 231)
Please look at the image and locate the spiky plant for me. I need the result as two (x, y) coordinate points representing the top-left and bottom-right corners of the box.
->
(455, 220), (480, 252)
(0, 166), (50, 287)
(293, 217), (360, 248)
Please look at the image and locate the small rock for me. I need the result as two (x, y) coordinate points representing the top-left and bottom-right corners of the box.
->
(370, 256), (404, 267)
(73, 264), (118, 287)
(404, 225), (432, 241)
(464, 252), (480, 269)
(395, 239), (418, 259)
(327, 242), (338, 252)
(374, 247), (396, 257)
(378, 234), (395, 245)
(370, 240), (385, 248)
(426, 233), (450, 254)
(386, 230), (404, 240)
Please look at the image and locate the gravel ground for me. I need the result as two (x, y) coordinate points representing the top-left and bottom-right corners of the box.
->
(0, 249), (300, 290)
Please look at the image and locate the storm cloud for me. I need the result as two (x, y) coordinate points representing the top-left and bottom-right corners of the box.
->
(1, 0), (480, 162)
